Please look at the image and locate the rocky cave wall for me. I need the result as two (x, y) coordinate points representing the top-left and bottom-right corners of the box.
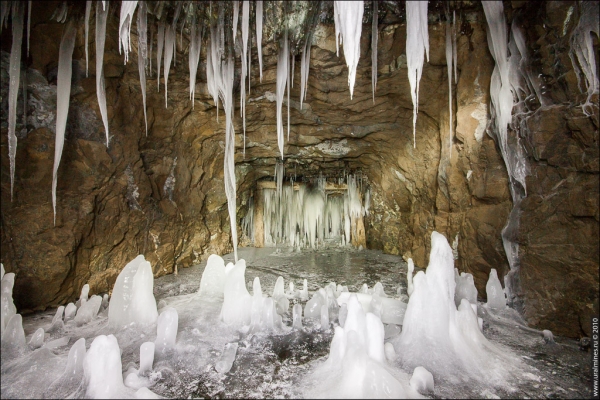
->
(0, 1), (598, 338)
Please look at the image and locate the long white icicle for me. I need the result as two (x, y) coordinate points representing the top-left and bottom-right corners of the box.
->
(156, 23), (165, 92)
(137, 1), (148, 135)
(406, 1), (429, 148)
(241, 0), (249, 154)
(52, 21), (77, 225)
(276, 31), (289, 159)
(371, 0), (378, 103)
(163, 25), (175, 108)
(445, 19), (453, 155)
(300, 35), (312, 109)
(118, 1), (138, 64)
(84, 1), (91, 76)
(233, 1), (239, 44)
(96, 1), (110, 147)
(333, 1), (364, 100)
(256, 0), (263, 82)
(7, 2), (24, 201)
(189, 17), (202, 109)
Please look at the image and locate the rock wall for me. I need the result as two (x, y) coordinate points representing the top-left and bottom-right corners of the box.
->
(0, 1), (597, 337)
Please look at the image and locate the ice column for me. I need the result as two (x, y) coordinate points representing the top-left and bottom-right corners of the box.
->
(52, 20), (77, 225)
(96, 1), (110, 146)
(333, 1), (364, 99)
(137, 1), (148, 135)
(406, 1), (429, 148)
(7, 2), (23, 201)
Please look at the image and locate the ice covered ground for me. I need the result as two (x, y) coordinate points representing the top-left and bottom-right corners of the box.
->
(1, 246), (592, 399)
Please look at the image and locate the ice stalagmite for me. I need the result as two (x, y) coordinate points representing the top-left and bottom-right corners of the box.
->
(156, 23), (165, 92)
(118, 1), (138, 64)
(333, 1), (364, 99)
(445, 18), (454, 155)
(7, 2), (24, 201)
(84, 1), (91, 76)
(137, 1), (148, 135)
(219, 56), (238, 261)
(241, 0), (249, 154)
(300, 35), (312, 109)
(189, 17), (202, 109)
(52, 20), (77, 225)
(276, 31), (289, 159)
(569, 1), (599, 115)
(163, 25), (175, 108)
(406, 1), (429, 148)
(371, 0), (378, 103)
(256, 0), (263, 82)
(96, 1), (110, 147)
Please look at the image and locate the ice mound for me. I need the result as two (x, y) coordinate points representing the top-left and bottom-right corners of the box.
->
(215, 342), (238, 374)
(485, 268), (506, 310)
(454, 268), (478, 307)
(28, 327), (45, 349)
(220, 259), (252, 327)
(108, 255), (158, 330)
(155, 307), (178, 358)
(337, 291), (407, 325)
(1, 313), (27, 359)
(304, 294), (418, 398)
(391, 231), (518, 384)
(74, 295), (102, 326)
(45, 337), (87, 398)
(64, 302), (77, 321)
(410, 366), (434, 394)
(1, 272), (17, 334)
(198, 254), (226, 298)
(84, 334), (159, 399)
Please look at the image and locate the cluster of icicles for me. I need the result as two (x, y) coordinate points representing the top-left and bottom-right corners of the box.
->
(2, 1), (598, 258)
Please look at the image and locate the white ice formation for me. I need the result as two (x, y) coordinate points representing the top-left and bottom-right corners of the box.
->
(108, 255), (158, 330)
(28, 327), (44, 349)
(406, 258), (414, 297)
(371, 1), (378, 103)
(163, 25), (176, 108)
(74, 295), (102, 326)
(256, 0), (263, 82)
(189, 15), (202, 109)
(137, 1), (148, 135)
(155, 307), (178, 358)
(333, 1), (364, 100)
(485, 268), (506, 310)
(95, 1), (110, 147)
(221, 259), (252, 327)
(198, 254), (226, 299)
(215, 342), (238, 374)
(409, 366), (434, 394)
(405, 1), (429, 148)
(118, 1), (138, 64)
(276, 30), (289, 159)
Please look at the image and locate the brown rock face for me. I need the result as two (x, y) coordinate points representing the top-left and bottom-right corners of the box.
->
(0, 2), (598, 338)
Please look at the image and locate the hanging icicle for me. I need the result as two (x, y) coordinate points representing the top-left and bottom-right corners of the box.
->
(7, 2), (24, 201)
(118, 1), (138, 65)
(137, 1), (148, 135)
(26, 1), (31, 57)
(163, 25), (175, 108)
(189, 15), (202, 109)
(453, 11), (458, 83)
(300, 35), (312, 109)
(371, 0), (378, 103)
(233, 1), (239, 44)
(291, 52), (295, 88)
(96, 1), (110, 147)
(276, 30), (289, 159)
(52, 20), (77, 225)
(156, 23), (165, 92)
(256, 0), (263, 82)
(445, 16), (454, 156)
(241, 0), (249, 154)
(333, 1), (364, 100)
(148, 22), (154, 78)
(84, 1), (91, 77)
(406, 1), (429, 148)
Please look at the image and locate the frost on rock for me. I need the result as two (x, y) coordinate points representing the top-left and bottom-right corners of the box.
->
(198, 254), (226, 299)
(108, 255), (158, 330)
(485, 268), (506, 310)
(406, 1), (429, 148)
(7, 2), (24, 201)
(118, 1), (138, 64)
(392, 232), (518, 384)
(569, 1), (599, 115)
(333, 1), (364, 99)
(137, 1), (148, 135)
(154, 307), (178, 358)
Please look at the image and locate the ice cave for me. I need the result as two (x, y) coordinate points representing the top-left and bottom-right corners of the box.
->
(0, 1), (598, 399)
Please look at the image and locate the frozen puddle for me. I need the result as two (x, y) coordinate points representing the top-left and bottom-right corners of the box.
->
(1, 243), (592, 399)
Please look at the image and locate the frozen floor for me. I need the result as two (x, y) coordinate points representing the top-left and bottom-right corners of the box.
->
(2, 247), (593, 399)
